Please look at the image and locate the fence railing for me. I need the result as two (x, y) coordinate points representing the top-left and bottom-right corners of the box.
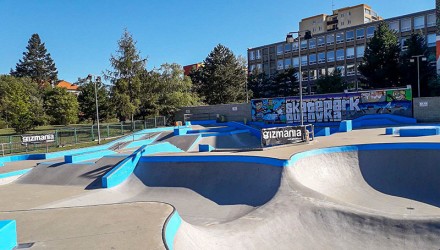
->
(0, 116), (167, 156)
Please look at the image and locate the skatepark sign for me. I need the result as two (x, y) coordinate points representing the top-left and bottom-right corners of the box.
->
(261, 126), (306, 147)
(21, 134), (55, 144)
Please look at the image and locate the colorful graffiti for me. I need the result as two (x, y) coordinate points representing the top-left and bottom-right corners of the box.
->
(251, 88), (413, 124)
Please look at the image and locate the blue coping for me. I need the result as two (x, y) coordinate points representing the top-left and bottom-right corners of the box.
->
(399, 127), (440, 137)
(187, 134), (202, 152)
(102, 142), (184, 188)
(339, 120), (352, 132)
(0, 168), (32, 180)
(124, 134), (161, 149)
(0, 220), (17, 250)
(227, 122), (261, 139)
(163, 210), (182, 250)
(189, 120), (218, 125)
(64, 149), (115, 163)
(140, 155), (286, 167)
(316, 127), (331, 137)
(199, 144), (215, 152)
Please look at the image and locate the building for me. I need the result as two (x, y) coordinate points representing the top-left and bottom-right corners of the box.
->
(299, 4), (383, 36)
(247, 8), (436, 93)
(55, 80), (80, 96)
(183, 63), (203, 76)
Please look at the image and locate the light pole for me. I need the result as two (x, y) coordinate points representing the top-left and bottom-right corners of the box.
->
(286, 30), (311, 126)
(87, 74), (101, 144)
(410, 55), (427, 98)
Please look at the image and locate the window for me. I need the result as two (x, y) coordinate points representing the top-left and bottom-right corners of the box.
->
(346, 47), (355, 59)
(346, 30), (354, 41)
(427, 33), (436, 47)
(336, 49), (344, 61)
(327, 51), (335, 62)
(309, 54), (317, 65)
(301, 55), (308, 66)
(308, 38), (316, 49)
(346, 64), (355, 76)
(277, 45), (283, 55)
(327, 34), (335, 45)
(367, 26), (375, 38)
(365, 8), (371, 15)
(301, 40), (308, 50)
(337, 66), (345, 76)
(318, 36), (325, 47)
(317, 68), (326, 78)
(318, 52), (326, 63)
(328, 67), (335, 75)
(302, 71), (308, 81)
(250, 64), (256, 72)
(336, 32), (344, 44)
(389, 21), (399, 32)
(309, 69), (317, 80)
(256, 50), (261, 59)
(257, 63), (262, 70)
(364, 17), (371, 23)
(414, 16), (425, 29)
(292, 42), (299, 51)
(356, 45), (365, 58)
(284, 43), (291, 53)
(356, 28), (365, 39)
(401, 38), (408, 51)
(284, 58), (292, 68)
(249, 51), (255, 60)
(348, 20), (351, 25)
(293, 57), (299, 67)
(427, 14), (436, 27)
(401, 18), (411, 32)
(277, 60), (284, 70)
(341, 21), (345, 26)
(341, 13), (345, 18)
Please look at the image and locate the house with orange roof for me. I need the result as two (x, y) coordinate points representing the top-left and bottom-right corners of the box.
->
(55, 80), (80, 96)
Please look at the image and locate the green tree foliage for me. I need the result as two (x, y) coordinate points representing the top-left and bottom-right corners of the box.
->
(248, 67), (298, 98)
(77, 77), (113, 123)
(11, 34), (58, 85)
(44, 87), (79, 125)
(191, 44), (247, 104)
(358, 22), (401, 88)
(105, 30), (145, 124)
(315, 69), (347, 94)
(0, 75), (43, 133)
(139, 64), (199, 118)
(399, 33), (437, 97)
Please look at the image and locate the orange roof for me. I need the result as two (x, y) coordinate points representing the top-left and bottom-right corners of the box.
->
(56, 80), (78, 91)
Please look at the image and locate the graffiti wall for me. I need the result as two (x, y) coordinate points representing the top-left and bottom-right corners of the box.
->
(251, 88), (412, 124)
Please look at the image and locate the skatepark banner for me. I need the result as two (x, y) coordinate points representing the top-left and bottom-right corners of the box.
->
(261, 126), (306, 147)
(251, 88), (412, 124)
(21, 134), (55, 144)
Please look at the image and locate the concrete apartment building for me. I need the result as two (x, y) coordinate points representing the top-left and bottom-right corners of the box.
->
(247, 5), (436, 93)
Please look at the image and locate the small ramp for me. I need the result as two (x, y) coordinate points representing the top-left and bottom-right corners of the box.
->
(154, 132), (200, 151)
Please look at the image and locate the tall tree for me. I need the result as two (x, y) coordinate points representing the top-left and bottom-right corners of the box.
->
(11, 34), (58, 85)
(272, 67), (299, 97)
(77, 76), (113, 123)
(191, 44), (247, 104)
(399, 33), (436, 97)
(105, 30), (145, 127)
(44, 87), (79, 125)
(358, 22), (401, 88)
(315, 69), (347, 94)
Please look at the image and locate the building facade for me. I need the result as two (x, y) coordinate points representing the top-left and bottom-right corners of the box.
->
(248, 9), (436, 94)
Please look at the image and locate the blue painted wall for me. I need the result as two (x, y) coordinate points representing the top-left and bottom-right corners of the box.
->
(0, 220), (17, 250)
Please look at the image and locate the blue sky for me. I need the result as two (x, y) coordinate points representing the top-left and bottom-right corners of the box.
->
(0, 0), (434, 83)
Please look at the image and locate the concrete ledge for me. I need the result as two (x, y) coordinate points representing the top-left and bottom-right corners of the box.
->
(399, 128), (440, 137)
(124, 134), (161, 149)
(163, 210), (182, 250)
(199, 144), (215, 152)
(0, 220), (17, 250)
(227, 122), (261, 139)
(385, 127), (396, 135)
(64, 149), (115, 163)
(352, 114), (416, 129)
(339, 120), (352, 132)
(316, 127), (331, 136)
(174, 127), (188, 136)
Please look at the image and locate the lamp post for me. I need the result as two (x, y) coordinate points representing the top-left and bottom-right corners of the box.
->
(87, 74), (101, 144)
(410, 55), (427, 98)
(286, 30), (312, 126)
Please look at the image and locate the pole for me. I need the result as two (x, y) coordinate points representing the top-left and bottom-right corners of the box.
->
(94, 79), (101, 144)
(298, 34), (304, 126)
(417, 57), (421, 98)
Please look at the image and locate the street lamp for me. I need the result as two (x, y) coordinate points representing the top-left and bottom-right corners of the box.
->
(87, 74), (101, 144)
(286, 30), (312, 126)
(410, 55), (427, 98)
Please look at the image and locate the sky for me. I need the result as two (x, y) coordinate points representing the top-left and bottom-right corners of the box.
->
(0, 0), (435, 83)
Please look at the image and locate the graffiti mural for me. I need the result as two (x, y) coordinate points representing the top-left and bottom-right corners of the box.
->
(251, 88), (413, 124)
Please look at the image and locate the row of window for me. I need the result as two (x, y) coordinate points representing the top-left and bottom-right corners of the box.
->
(388, 14), (436, 32)
(253, 65), (360, 81)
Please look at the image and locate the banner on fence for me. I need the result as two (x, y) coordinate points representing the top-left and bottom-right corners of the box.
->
(21, 134), (55, 144)
(251, 87), (412, 124)
(261, 126), (306, 147)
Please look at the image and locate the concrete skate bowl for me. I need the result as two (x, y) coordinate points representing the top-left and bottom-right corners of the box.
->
(124, 157), (284, 225)
(288, 143), (440, 214)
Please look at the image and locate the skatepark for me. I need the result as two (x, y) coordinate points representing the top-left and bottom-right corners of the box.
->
(0, 115), (440, 249)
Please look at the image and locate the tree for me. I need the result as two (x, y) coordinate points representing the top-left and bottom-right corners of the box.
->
(44, 87), (79, 125)
(105, 30), (145, 127)
(399, 33), (436, 97)
(191, 44), (247, 104)
(358, 22), (401, 88)
(77, 77), (113, 123)
(248, 68), (298, 98)
(315, 69), (347, 94)
(0, 75), (43, 133)
(11, 34), (58, 85)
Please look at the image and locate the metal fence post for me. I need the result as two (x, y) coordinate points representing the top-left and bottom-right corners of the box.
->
(9, 136), (12, 154)
(154, 116), (157, 128)
(121, 122), (124, 135)
(107, 124), (110, 138)
(74, 128), (78, 144)
(55, 130), (59, 147)
(144, 119), (147, 129)
(91, 125), (95, 141)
